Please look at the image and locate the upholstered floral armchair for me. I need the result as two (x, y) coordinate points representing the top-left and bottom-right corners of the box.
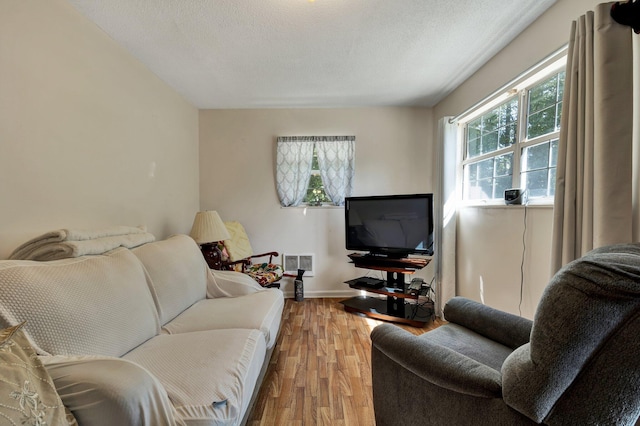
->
(218, 221), (283, 288)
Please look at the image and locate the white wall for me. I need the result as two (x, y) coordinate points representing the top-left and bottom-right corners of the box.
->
(0, 0), (200, 259)
(434, 0), (601, 318)
(457, 206), (553, 317)
(199, 108), (434, 297)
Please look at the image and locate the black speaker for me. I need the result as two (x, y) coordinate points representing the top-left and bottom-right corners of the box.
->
(294, 269), (305, 302)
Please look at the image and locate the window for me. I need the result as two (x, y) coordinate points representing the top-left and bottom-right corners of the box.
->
(275, 136), (355, 207)
(462, 69), (565, 203)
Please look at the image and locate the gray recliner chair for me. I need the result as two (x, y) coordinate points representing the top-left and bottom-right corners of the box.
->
(371, 243), (640, 425)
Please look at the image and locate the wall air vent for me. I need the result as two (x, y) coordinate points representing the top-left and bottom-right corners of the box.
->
(282, 253), (314, 277)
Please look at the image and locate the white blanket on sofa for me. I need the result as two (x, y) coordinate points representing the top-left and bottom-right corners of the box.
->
(9, 226), (155, 261)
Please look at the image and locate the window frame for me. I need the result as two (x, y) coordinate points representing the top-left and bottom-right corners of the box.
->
(458, 57), (566, 206)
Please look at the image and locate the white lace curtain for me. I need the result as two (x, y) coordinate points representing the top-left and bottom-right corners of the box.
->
(276, 136), (355, 207)
(316, 137), (356, 206)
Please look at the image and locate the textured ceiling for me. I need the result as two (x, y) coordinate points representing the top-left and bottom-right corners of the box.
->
(67, 0), (557, 109)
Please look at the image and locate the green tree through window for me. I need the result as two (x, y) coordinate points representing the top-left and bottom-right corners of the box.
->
(303, 147), (331, 205)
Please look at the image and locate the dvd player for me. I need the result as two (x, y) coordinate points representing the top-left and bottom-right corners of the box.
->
(349, 276), (385, 289)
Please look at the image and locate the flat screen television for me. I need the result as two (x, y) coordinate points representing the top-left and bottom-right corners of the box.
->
(345, 193), (434, 258)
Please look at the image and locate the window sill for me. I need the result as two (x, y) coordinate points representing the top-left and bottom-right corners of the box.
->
(459, 202), (553, 209)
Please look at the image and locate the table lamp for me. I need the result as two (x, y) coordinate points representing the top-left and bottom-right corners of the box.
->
(189, 210), (231, 269)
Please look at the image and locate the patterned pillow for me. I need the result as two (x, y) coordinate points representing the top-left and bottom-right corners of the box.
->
(0, 322), (75, 425)
(246, 263), (284, 286)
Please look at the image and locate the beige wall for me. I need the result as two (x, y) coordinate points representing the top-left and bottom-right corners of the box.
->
(0, 0), (200, 259)
(456, 206), (553, 318)
(199, 108), (434, 297)
(433, 0), (602, 318)
(0, 0), (607, 314)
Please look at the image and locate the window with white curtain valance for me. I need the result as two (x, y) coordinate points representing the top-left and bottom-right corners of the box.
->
(276, 136), (355, 207)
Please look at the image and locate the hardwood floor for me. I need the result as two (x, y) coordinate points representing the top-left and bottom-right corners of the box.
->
(247, 297), (444, 426)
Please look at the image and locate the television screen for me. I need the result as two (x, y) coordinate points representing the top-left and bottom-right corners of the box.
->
(345, 194), (434, 257)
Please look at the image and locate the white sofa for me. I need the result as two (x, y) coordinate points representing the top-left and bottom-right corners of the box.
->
(0, 234), (284, 426)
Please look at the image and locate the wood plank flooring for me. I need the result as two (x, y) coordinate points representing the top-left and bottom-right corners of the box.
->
(247, 297), (444, 426)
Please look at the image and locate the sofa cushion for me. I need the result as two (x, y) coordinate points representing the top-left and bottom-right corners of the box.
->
(0, 248), (160, 357)
(162, 289), (284, 349)
(123, 329), (266, 426)
(133, 235), (209, 325)
(0, 322), (75, 426)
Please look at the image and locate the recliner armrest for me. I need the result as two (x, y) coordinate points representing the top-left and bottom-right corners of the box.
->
(444, 297), (532, 349)
(370, 323), (503, 398)
(41, 355), (182, 426)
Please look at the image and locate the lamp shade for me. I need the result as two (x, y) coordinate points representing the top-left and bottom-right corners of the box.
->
(189, 211), (231, 244)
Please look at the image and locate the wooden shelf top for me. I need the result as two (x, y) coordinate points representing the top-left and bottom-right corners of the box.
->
(347, 253), (430, 272)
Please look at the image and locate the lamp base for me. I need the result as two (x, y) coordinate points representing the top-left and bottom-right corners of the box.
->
(200, 242), (222, 270)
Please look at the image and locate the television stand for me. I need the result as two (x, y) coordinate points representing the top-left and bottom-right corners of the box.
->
(346, 253), (429, 272)
(341, 253), (433, 327)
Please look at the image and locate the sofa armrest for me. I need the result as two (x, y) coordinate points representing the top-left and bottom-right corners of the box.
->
(41, 355), (183, 426)
(207, 269), (264, 298)
(444, 297), (532, 349)
(370, 323), (502, 398)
